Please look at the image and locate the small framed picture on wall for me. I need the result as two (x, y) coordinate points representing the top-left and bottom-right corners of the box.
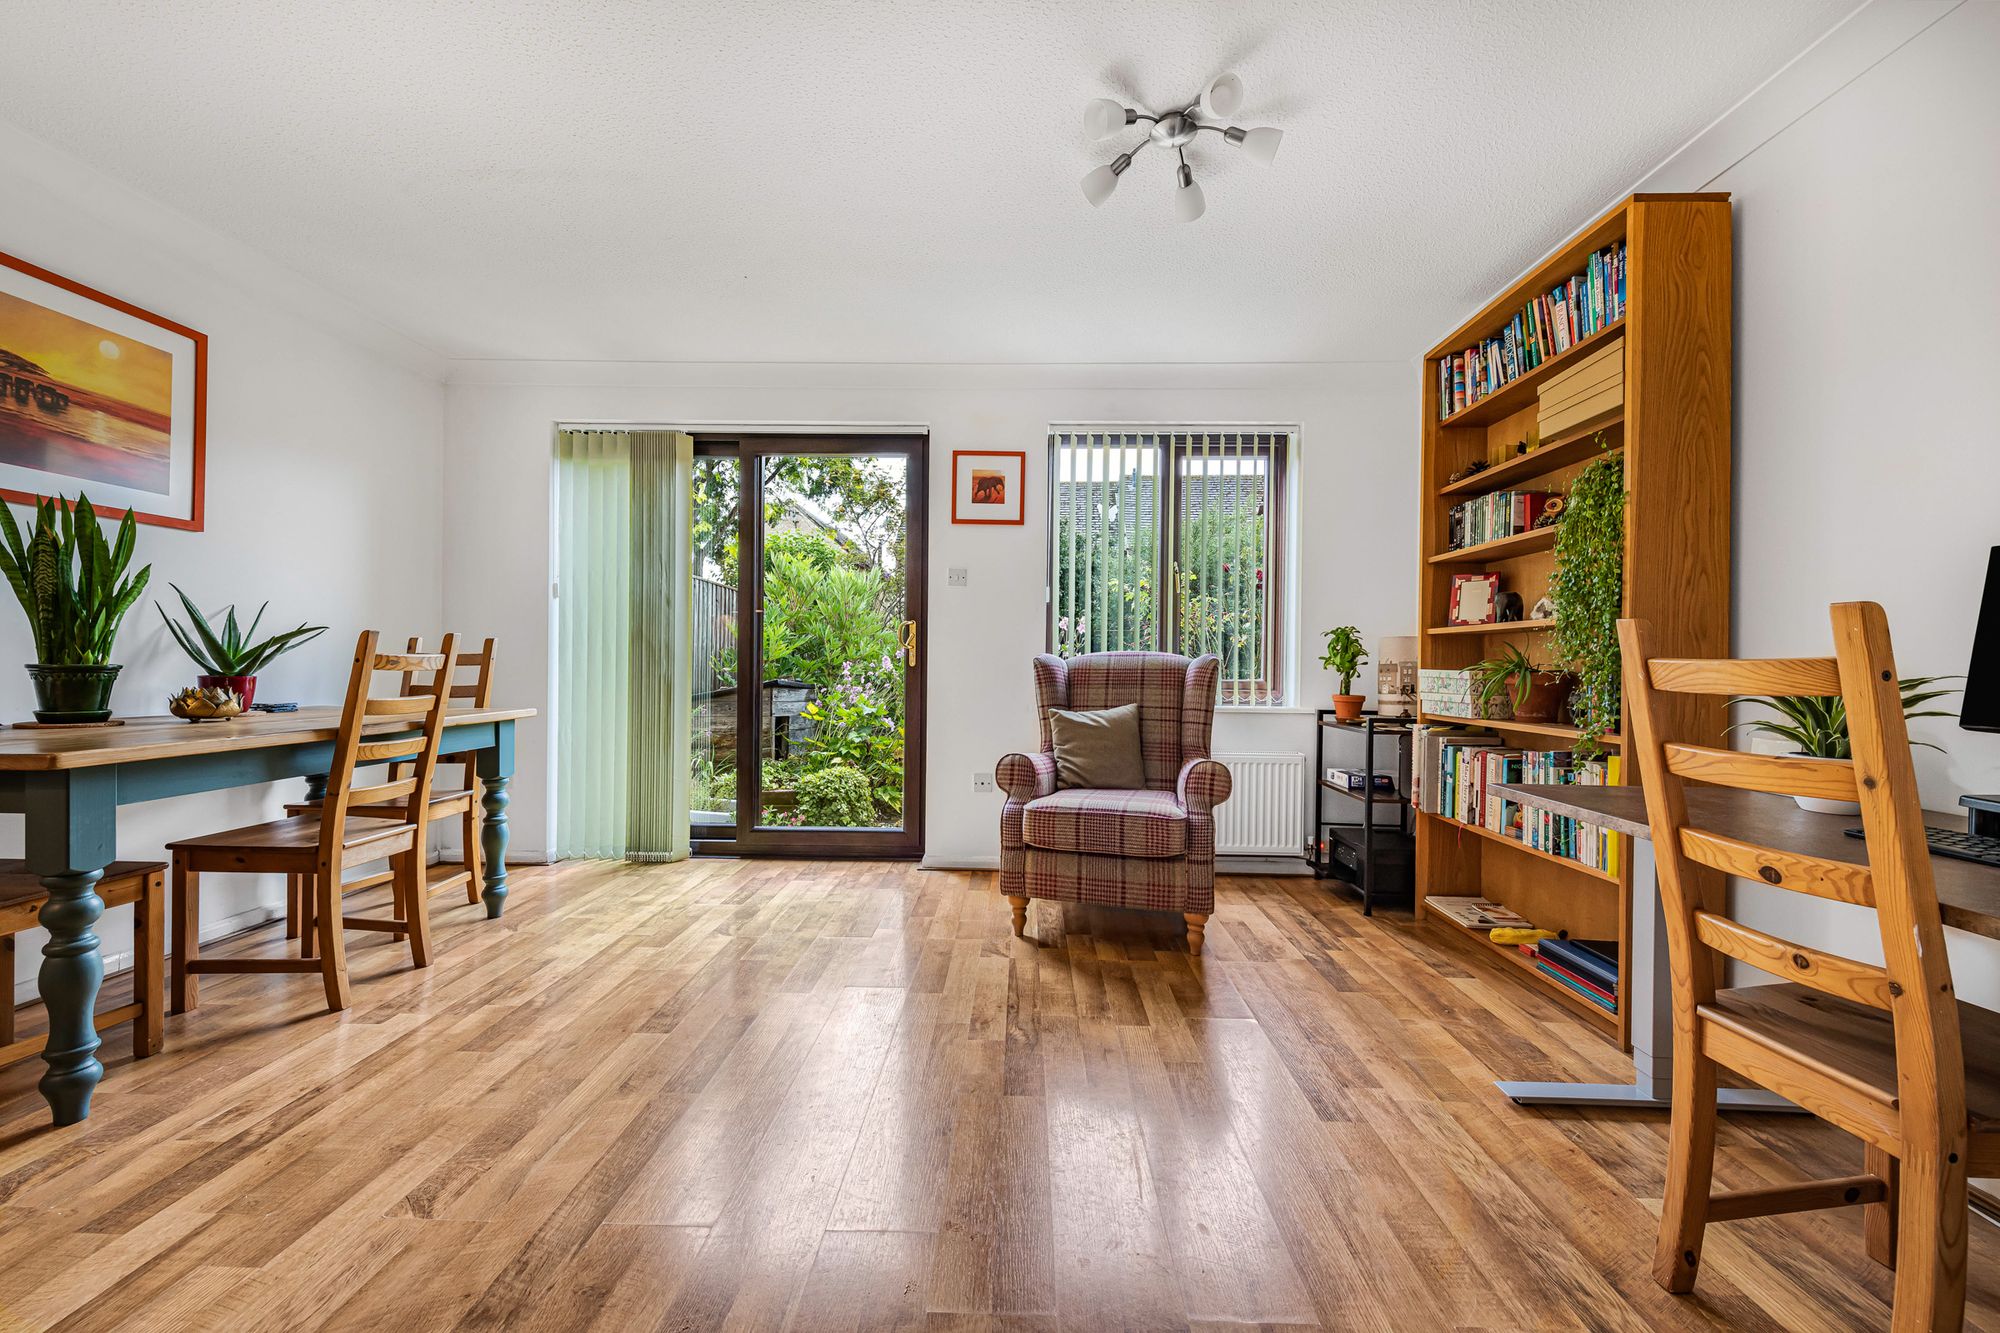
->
(1448, 572), (1501, 626)
(951, 450), (1025, 525)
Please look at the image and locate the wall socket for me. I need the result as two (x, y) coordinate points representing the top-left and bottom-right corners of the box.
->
(947, 567), (968, 587)
(971, 771), (996, 793)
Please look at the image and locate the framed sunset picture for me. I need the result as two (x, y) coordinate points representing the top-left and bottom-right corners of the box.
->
(951, 449), (1025, 524)
(0, 249), (206, 530)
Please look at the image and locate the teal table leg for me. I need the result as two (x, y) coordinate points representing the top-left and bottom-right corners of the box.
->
(24, 769), (116, 1126)
(476, 723), (514, 918)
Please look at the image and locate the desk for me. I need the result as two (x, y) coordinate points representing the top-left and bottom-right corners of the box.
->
(1489, 784), (2000, 1111)
(0, 704), (534, 1125)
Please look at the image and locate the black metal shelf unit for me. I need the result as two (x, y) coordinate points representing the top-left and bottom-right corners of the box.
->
(1311, 711), (1415, 914)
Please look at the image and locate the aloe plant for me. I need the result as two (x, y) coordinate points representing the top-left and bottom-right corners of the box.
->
(157, 584), (326, 675)
(1730, 676), (1959, 758)
(0, 494), (151, 664)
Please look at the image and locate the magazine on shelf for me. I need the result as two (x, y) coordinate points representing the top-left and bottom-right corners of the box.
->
(1426, 896), (1534, 930)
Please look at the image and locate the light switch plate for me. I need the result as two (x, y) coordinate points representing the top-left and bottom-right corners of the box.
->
(971, 772), (996, 793)
(947, 567), (968, 587)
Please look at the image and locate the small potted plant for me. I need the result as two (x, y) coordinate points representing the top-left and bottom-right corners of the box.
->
(1472, 643), (1575, 724)
(0, 494), (151, 722)
(1320, 626), (1368, 721)
(157, 585), (326, 709)
(1731, 678), (1957, 814)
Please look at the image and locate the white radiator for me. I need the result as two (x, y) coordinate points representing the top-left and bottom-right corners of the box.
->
(1212, 752), (1307, 857)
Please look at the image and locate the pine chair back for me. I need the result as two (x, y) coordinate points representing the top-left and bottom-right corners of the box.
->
(1621, 602), (1969, 1326)
(319, 631), (461, 875)
(401, 635), (495, 707)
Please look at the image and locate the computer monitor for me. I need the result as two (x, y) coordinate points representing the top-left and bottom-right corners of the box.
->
(1963, 545), (2000, 734)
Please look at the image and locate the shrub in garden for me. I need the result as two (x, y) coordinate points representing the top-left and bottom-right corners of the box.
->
(796, 763), (875, 828)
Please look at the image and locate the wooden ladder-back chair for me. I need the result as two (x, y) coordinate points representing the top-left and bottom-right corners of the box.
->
(170, 632), (458, 1013)
(1622, 602), (1990, 1332)
(281, 635), (494, 933)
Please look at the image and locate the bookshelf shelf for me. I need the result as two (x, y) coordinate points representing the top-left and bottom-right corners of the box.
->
(1435, 321), (1624, 429)
(1427, 526), (1554, 566)
(1416, 193), (1733, 1054)
(1416, 713), (1620, 747)
(1418, 808), (1619, 884)
(1437, 421), (1623, 497)
(1426, 619), (1554, 637)
(1421, 902), (1620, 1032)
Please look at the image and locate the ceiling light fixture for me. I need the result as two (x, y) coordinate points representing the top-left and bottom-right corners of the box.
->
(1080, 72), (1283, 222)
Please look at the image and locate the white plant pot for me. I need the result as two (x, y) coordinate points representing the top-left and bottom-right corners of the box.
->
(1788, 753), (1861, 815)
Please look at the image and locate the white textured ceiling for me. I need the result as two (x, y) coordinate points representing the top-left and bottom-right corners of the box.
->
(0, 1), (1854, 364)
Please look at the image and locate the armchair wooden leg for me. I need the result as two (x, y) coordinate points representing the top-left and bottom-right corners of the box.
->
(1866, 1143), (1900, 1269)
(1006, 894), (1028, 939)
(170, 858), (198, 1016)
(1184, 913), (1207, 955)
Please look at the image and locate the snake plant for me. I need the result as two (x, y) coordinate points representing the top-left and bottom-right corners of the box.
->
(0, 494), (151, 664)
(1730, 676), (1959, 758)
(157, 584), (327, 675)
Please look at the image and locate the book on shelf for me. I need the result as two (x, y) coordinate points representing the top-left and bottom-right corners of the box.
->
(1447, 489), (1557, 549)
(1437, 240), (1628, 420)
(1410, 726), (1623, 874)
(1537, 937), (1617, 991)
(1532, 955), (1618, 1012)
(1427, 896), (1533, 930)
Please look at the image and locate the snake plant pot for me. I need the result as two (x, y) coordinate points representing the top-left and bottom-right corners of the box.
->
(27, 663), (123, 723)
(1789, 753), (1862, 815)
(197, 673), (257, 709)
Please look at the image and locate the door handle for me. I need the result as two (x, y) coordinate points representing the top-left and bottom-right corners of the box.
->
(900, 619), (918, 669)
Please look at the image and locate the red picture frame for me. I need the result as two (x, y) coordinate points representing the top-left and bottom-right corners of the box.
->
(951, 449), (1025, 525)
(0, 247), (207, 531)
(1448, 572), (1500, 626)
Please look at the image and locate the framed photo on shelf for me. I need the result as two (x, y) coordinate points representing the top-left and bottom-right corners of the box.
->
(950, 449), (1025, 525)
(0, 248), (206, 530)
(1448, 572), (1500, 626)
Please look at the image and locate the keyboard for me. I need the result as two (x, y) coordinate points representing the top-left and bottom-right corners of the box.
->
(1843, 824), (2000, 869)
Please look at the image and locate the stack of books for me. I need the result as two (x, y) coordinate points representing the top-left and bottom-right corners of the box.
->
(1525, 936), (1619, 1012)
(1437, 240), (1629, 420)
(1448, 490), (1557, 550)
(1417, 669), (1477, 718)
(1411, 726), (1623, 875)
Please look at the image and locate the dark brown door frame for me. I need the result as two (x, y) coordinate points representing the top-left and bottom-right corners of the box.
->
(691, 432), (927, 859)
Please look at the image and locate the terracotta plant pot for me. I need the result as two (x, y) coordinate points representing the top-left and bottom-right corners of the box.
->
(27, 662), (122, 723)
(197, 673), (257, 709)
(1330, 693), (1365, 722)
(1514, 671), (1575, 723)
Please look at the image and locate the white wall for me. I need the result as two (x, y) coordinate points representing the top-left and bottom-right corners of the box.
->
(1631, 1), (2000, 1003)
(441, 362), (1415, 867)
(0, 122), (446, 987)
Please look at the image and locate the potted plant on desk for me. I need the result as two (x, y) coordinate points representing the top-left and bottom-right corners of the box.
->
(1321, 625), (1369, 721)
(0, 494), (151, 723)
(157, 585), (326, 710)
(1731, 679), (1957, 814)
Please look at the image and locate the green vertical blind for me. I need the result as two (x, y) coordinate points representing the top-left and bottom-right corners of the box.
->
(1048, 430), (1289, 705)
(555, 428), (695, 861)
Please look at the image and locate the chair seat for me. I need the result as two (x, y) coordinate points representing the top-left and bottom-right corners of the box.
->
(1023, 788), (1186, 858)
(1704, 983), (2000, 1141)
(168, 814), (415, 855)
(282, 787), (475, 818)
(0, 860), (162, 910)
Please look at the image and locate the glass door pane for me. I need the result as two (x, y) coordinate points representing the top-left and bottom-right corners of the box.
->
(689, 454), (743, 842)
(754, 450), (910, 832)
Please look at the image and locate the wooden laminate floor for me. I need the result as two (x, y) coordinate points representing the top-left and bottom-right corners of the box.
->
(0, 860), (1995, 1331)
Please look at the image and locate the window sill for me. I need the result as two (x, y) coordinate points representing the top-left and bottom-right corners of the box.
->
(1216, 705), (1323, 716)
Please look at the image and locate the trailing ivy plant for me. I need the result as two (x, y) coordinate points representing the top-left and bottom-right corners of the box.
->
(1549, 439), (1625, 756)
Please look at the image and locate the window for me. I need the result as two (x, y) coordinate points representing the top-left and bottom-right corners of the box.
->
(1048, 429), (1292, 705)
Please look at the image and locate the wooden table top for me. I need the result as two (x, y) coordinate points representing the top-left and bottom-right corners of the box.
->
(1497, 782), (2000, 941)
(0, 705), (536, 771)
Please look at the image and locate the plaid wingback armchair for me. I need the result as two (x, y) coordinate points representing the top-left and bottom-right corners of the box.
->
(996, 651), (1232, 953)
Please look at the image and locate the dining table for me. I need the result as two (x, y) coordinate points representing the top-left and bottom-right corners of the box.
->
(0, 703), (534, 1126)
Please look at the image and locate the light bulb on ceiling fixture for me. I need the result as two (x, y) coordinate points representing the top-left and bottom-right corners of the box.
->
(1081, 153), (1132, 207)
(1200, 72), (1244, 120)
(1174, 162), (1206, 222)
(1083, 97), (1133, 139)
(1225, 125), (1284, 165)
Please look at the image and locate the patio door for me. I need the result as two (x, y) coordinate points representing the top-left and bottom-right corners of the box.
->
(688, 434), (926, 857)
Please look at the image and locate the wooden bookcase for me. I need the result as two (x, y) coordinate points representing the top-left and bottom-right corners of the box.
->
(1414, 193), (1734, 1047)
